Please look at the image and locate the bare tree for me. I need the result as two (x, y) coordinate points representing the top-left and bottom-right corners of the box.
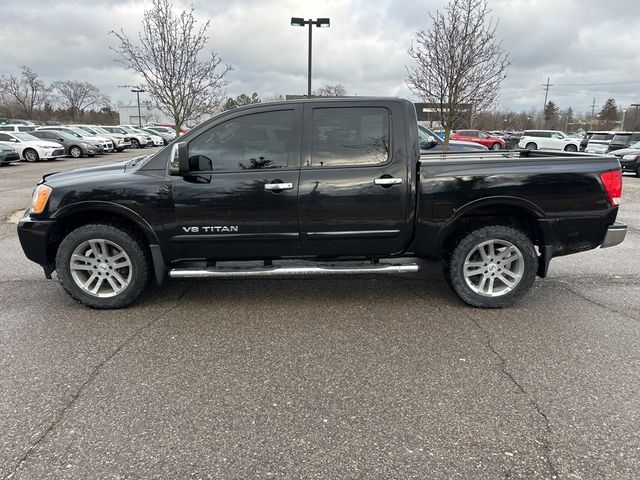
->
(313, 84), (347, 97)
(0, 66), (49, 119)
(406, 0), (510, 149)
(110, 0), (231, 133)
(52, 80), (110, 118)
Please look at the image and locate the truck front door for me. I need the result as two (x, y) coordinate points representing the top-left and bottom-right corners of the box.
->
(298, 103), (410, 257)
(168, 106), (302, 261)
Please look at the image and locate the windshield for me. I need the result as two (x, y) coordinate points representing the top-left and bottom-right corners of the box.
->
(591, 133), (615, 141)
(629, 141), (640, 149)
(13, 132), (39, 142)
(77, 126), (98, 134)
(66, 127), (91, 137)
(92, 126), (110, 134)
(418, 125), (441, 144)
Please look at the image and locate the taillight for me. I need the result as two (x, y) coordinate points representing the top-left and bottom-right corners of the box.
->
(599, 170), (622, 206)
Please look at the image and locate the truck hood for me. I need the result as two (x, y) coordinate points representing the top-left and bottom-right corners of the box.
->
(42, 160), (130, 184)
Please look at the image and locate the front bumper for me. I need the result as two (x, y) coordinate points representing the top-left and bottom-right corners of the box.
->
(601, 223), (627, 248)
(620, 158), (639, 172)
(41, 148), (66, 159)
(17, 214), (56, 266)
(0, 152), (20, 164)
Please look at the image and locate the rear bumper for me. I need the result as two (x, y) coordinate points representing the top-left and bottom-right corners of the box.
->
(601, 223), (627, 248)
(17, 215), (56, 266)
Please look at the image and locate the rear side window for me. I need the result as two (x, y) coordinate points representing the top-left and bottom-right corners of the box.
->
(188, 109), (294, 171)
(0, 133), (13, 141)
(309, 107), (389, 167)
(18, 126), (35, 132)
(0, 126), (11, 131)
(612, 134), (631, 143)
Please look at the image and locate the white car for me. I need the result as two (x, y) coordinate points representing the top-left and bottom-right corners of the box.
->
(518, 130), (581, 151)
(104, 126), (152, 149)
(0, 131), (65, 162)
(585, 132), (616, 154)
(139, 129), (163, 146)
(0, 124), (38, 133)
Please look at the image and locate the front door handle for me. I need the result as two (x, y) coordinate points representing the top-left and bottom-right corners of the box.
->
(374, 177), (403, 186)
(264, 182), (293, 191)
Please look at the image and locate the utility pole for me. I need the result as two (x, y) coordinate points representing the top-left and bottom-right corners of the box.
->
(590, 98), (597, 129)
(541, 77), (553, 128)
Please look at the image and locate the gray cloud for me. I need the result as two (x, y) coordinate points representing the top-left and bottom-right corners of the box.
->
(1, 0), (639, 115)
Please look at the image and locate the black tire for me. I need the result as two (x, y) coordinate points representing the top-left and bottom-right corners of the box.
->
(446, 225), (537, 308)
(55, 224), (151, 309)
(525, 142), (537, 150)
(131, 138), (140, 149)
(564, 144), (577, 152)
(491, 143), (501, 150)
(23, 148), (39, 162)
(635, 166), (640, 178)
(69, 146), (83, 158)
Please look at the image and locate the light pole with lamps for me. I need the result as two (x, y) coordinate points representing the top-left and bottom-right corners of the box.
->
(291, 17), (330, 97)
(130, 88), (145, 127)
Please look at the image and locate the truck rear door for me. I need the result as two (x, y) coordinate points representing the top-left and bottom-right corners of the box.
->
(298, 101), (410, 257)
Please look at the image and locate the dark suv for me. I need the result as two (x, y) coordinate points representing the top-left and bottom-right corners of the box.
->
(608, 132), (640, 153)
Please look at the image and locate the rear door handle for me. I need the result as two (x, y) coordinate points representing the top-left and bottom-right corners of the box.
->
(374, 177), (403, 185)
(264, 182), (293, 191)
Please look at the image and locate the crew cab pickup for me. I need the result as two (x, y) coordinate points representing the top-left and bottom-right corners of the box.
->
(17, 98), (627, 309)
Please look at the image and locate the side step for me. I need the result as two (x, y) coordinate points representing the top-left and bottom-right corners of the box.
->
(169, 262), (419, 278)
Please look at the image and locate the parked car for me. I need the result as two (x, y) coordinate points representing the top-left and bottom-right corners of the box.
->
(502, 131), (523, 149)
(580, 131), (597, 151)
(585, 132), (616, 154)
(36, 126), (112, 153)
(135, 128), (164, 146)
(518, 130), (580, 151)
(72, 125), (131, 152)
(0, 131), (65, 162)
(0, 124), (37, 133)
(0, 143), (20, 165)
(17, 97), (625, 310)
(30, 130), (98, 158)
(146, 125), (180, 136)
(608, 141), (640, 177)
(419, 125), (488, 153)
(451, 130), (506, 150)
(138, 127), (175, 145)
(607, 132), (640, 153)
(103, 126), (152, 149)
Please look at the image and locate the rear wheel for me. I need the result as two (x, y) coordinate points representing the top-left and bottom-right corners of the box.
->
(23, 148), (39, 162)
(564, 144), (578, 152)
(525, 142), (537, 150)
(56, 224), (150, 309)
(446, 225), (537, 308)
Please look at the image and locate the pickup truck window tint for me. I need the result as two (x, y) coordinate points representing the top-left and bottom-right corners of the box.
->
(310, 107), (389, 167)
(188, 110), (294, 171)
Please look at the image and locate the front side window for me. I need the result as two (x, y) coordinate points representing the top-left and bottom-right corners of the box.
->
(188, 110), (294, 171)
(551, 132), (563, 139)
(309, 107), (389, 167)
(0, 133), (13, 141)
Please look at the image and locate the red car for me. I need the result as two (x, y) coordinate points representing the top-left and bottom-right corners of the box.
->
(451, 130), (506, 150)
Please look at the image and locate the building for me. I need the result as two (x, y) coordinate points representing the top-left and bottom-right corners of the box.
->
(414, 103), (473, 129)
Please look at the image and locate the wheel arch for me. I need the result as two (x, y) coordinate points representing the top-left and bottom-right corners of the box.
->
(436, 197), (546, 256)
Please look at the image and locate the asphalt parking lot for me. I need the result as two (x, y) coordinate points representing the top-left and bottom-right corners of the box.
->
(0, 150), (639, 479)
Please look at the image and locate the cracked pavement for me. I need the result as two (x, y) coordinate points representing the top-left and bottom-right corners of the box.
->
(1, 153), (639, 479)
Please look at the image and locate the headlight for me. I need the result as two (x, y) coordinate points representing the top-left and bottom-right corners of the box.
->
(622, 154), (638, 160)
(31, 185), (52, 214)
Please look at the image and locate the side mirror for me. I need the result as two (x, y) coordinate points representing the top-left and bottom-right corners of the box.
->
(169, 141), (189, 175)
(420, 140), (438, 150)
(57, 138), (64, 142)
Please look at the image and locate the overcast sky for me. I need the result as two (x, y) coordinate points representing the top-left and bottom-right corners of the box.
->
(1, 0), (639, 115)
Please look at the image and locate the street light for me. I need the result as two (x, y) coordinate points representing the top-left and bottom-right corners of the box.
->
(291, 17), (330, 97)
(130, 88), (145, 127)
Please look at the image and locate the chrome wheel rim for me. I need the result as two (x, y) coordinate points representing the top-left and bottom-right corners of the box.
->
(463, 239), (525, 297)
(70, 239), (132, 298)
(70, 147), (81, 157)
(25, 150), (37, 162)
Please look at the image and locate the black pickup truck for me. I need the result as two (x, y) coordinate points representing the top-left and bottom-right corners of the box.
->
(18, 98), (626, 309)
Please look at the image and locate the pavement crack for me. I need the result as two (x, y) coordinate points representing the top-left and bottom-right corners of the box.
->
(552, 281), (640, 323)
(466, 313), (560, 480)
(3, 286), (190, 480)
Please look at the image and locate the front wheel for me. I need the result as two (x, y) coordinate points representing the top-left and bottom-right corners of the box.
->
(491, 143), (501, 150)
(69, 146), (83, 158)
(23, 148), (39, 162)
(131, 138), (140, 149)
(446, 225), (537, 308)
(636, 166), (640, 178)
(55, 224), (150, 309)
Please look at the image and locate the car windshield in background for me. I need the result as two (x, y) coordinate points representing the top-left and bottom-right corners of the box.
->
(49, 131), (79, 141)
(67, 127), (91, 137)
(629, 141), (640, 149)
(92, 127), (111, 134)
(13, 133), (39, 142)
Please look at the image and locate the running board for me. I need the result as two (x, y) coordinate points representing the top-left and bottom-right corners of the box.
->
(169, 262), (419, 278)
